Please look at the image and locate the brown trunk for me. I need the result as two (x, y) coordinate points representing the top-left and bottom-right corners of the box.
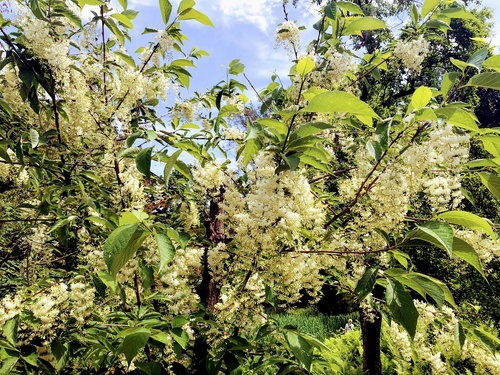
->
(360, 286), (383, 375)
(196, 192), (225, 311)
(192, 190), (225, 374)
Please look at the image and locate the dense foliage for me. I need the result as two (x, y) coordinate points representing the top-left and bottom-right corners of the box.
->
(1, 0), (500, 374)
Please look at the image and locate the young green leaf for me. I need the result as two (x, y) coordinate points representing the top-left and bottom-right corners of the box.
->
(354, 266), (379, 301)
(436, 211), (495, 239)
(296, 56), (315, 76)
(103, 223), (150, 276)
(159, 0), (172, 24)
(386, 279), (419, 340)
(117, 327), (151, 365)
(136, 147), (153, 178)
(411, 86), (432, 110)
(285, 330), (313, 372)
(412, 221), (454, 257)
(452, 238), (486, 278)
(303, 91), (379, 120)
(467, 72), (500, 90)
(156, 231), (175, 272)
(421, 0), (440, 18)
(478, 172), (500, 200)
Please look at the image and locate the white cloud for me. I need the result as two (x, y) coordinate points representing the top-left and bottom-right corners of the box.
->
(210, 0), (282, 33)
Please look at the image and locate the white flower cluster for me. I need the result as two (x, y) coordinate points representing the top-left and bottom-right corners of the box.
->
(173, 100), (202, 123)
(192, 162), (228, 193)
(209, 153), (328, 329)
(326, 51), (357, 87)
(159, 246), (203, 316)
(275, 21), (300, 54)
(423, 174), (463, 211)
(393, 35), (430, 73)
(179, 201), (200, 230)
(222, 127), (246, 140)
(383, 301), (499, 374)
(69, 283), (96, 326)
(0, 294), (23, 327)
(154, 30), (174, 51)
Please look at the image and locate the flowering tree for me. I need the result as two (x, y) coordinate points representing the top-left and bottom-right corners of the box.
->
(1, 0), (500, 374)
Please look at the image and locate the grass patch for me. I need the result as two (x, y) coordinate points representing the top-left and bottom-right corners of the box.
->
(272, 310), (359, 341)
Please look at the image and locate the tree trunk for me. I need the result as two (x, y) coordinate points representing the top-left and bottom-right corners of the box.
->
(192, 190), (225, 374)
(360, 286), (383, 375)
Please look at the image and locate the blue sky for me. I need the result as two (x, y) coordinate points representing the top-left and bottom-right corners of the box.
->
(100, 0), (500, 97)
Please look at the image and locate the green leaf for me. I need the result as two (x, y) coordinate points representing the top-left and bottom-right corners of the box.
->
(243, 138), (261, 167)
(174, 159), (192, 181)
(467, 47), (489, 72)
(78, 0), (105, 7)
(435, 107), (479, 132)
(228, 59), (245, 75)
(299, 154), (329, 172)
(483, 55), (500, 72)
(478, 172), (500, 200)
(156, 231), (175, 272)
(118, 0), (127, 9)
(119, 211), (149, 226)
(136, 147), (153, 178)
(115, 51), (136, 68)
(452, 238), (485, 278)
(386, 279), (419, 340)
(164, 150), (182, 189)
(178, 8), (214, 27)
(343, 17), (387, 36)
(110, 13), (133, 29)
(436, 211), (495, 239)
(411, 86), (432, 110)
(291, 122), (332, 140)
(171, 327), (189, 349)
(296, 56), (315, 76)
(336, 1), (363, 14)
(410, 4), (419, 26)
(103, 223), (150, 277)
(480, 135), (500, 157)
(375, 121), (390, 149)
(450, 57), (468, 72)
(466, 72), (500, 90)
(285, 330), (313, 372)
(303, 91), (379, 123)
(441, 72), (461, 98)
(105, 18), (125, 46)
(421, 0), (440, 18)
(51, 338), (69, 372)
(3, 318), (18, 346)
(257, 118), (288, 136)
(424, 19), (451, 32)
(30, 129), (39, 149)
(30, 0), (48, 20)
(48, 215), (77, 233)
(354, 266), (378, 301)
(473, 328), (500, 355)
(97, 271), (118, 292)
(159, 0), (172, 24)
(0, 356), (18, 374)
(177, 0), (195, 13)
(0, 97), (12, 117)
(454, 321), (466, 348)
(366, 140), (383, 160)
(324, 2), (337, 20)
(117, 327), (151, 365)
(408, 221), (454, 257)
